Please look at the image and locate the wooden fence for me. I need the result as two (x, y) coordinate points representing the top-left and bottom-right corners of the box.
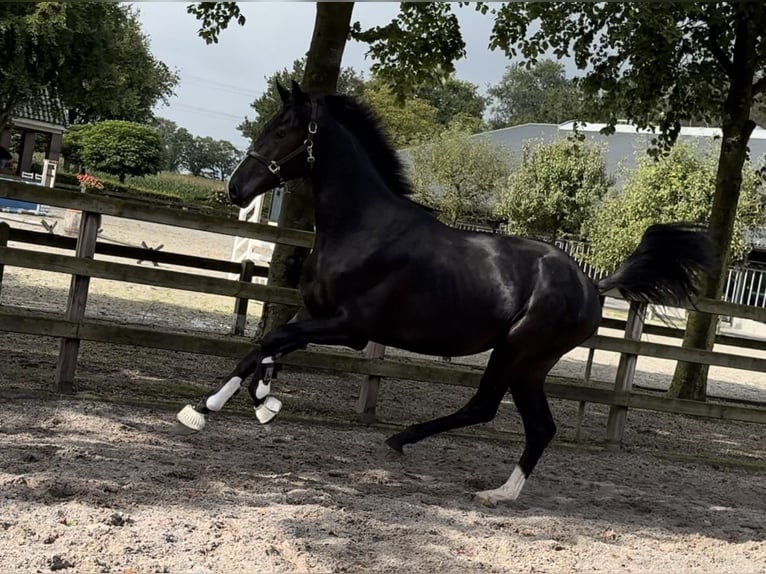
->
(2, 179), (766, 446)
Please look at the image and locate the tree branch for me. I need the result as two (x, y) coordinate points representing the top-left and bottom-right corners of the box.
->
(708, 32), (734, 78)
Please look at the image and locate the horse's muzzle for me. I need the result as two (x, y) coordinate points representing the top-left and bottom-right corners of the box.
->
(228, 181), (242, 206)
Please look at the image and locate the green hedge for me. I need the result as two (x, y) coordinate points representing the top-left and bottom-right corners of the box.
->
(55, 172), (80, 187)
(56, 170), (236, 217)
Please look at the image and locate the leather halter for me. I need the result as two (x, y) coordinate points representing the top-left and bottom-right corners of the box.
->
(246, 100), (318, 187)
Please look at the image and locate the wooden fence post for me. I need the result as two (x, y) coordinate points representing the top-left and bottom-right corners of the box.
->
(574, 348), (596, 442)
(606, 300), (647, 447)
(576, 295), (604, 442)
(0, 222), (9, 300)
(54, 211), (101, 393)
(231, 259), (255, 335)
(357, 342), (385, 423)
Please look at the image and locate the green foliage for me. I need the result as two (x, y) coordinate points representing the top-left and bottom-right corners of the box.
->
(58, 5), (179, 125)
(121, 172), (226, 203)
(496, 139), (612, 239)
(583, 142), (765, 271)
(54, 171), (80, 189)
(238, 56), (486, 149)
(186, 2), (245, 45)
(489, 4), (766, 151)
(239, 58), (365, 144)
(151, 117), (241, 178)
(363, 81), (441, 149)
(61, 125), (89, 170)
(350, 3), (485, 100)
(152, 118), (195, 172)
(0, 3), (178, 127)
(185, 136), (241, 180)
(77, 121), (165, 183)
(487, 59), (588, 128)
(0, 3), (67, 126)
(72, 170), (230, 214)
(414, 75), (488, 132)
(188, 3), (482, 102)
(489, 3), (766, 398)
(409, 127), (510, 225)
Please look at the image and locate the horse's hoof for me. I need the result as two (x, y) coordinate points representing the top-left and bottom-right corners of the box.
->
(254, 396), (282, 424)
(176, 404), (206, 432)
(473, 486), (522, 508)
(473, 491), (500, 508)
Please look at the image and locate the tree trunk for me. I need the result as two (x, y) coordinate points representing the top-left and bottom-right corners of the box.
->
(254, 2), (355, 339)
(668, 7), (759, 400)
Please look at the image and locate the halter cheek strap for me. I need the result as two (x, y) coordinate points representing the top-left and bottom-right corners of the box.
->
(247, 100), (318, 187)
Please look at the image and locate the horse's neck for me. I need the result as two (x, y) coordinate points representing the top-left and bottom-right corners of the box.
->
(311, 122), (397, 235)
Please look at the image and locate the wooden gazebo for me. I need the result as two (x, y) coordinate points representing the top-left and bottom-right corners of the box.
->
(0, 88), (67, 186)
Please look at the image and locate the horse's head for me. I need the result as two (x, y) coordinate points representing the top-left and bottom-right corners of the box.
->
(228, 80), (317, 207)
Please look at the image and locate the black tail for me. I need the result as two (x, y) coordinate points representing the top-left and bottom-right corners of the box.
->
(596, 222), (714, 305)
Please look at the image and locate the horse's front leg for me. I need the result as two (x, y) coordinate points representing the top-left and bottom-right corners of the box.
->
(175, 308), (311, 433)
(176, 311), (367, 432)
(175, 348), (267, 432)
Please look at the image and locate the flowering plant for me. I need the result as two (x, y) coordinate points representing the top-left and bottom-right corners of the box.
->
(76, 173), (104, 191)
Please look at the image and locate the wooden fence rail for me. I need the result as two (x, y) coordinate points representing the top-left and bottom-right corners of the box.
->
(1, 179), (314, 247)
(8, 227), (269, 277)
(2, 179), (766, 447)
(3, 305), (766, 427)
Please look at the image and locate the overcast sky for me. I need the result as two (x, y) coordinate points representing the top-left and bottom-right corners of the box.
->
(136, 2), (572, 151)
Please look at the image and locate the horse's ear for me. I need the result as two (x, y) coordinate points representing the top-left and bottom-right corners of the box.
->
(276, 81), (290, 104)
(291, 80), (308, 103)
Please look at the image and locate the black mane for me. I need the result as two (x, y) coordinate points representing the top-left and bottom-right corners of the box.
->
(325, 94), (414, 197)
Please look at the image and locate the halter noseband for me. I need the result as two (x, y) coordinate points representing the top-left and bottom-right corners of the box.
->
(247, 100), (318, 187)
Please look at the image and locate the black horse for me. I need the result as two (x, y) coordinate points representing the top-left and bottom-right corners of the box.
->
(176, 81), (713, 506)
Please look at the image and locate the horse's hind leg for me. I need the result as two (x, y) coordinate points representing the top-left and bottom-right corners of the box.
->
(385, 346), (511, 452)
(474, 368), (556, 507)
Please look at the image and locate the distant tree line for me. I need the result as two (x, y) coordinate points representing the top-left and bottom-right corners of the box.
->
(3, 3), (241, 184)
(63, 119), (241, 183)
(151, 118), (241, 180)
(1, 3), (177, 128)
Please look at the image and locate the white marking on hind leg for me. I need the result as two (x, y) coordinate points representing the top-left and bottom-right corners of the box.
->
(205, 376), (242, 411)
(474, 465), (526, 508)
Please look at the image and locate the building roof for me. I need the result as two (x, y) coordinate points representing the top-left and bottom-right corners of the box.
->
(558, 120), (766, 139)
(471, 120), (766, 185)
(11, 87), (67, 132)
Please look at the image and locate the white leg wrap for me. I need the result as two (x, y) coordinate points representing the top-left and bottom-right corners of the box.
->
(176, 405), (207, 432)
(205, 377), (242, 412)
(254, 380), (271, 400)
(252, 357), (280, 423)
(474, 465), (527, 508)
(254, 396), (282, 424)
